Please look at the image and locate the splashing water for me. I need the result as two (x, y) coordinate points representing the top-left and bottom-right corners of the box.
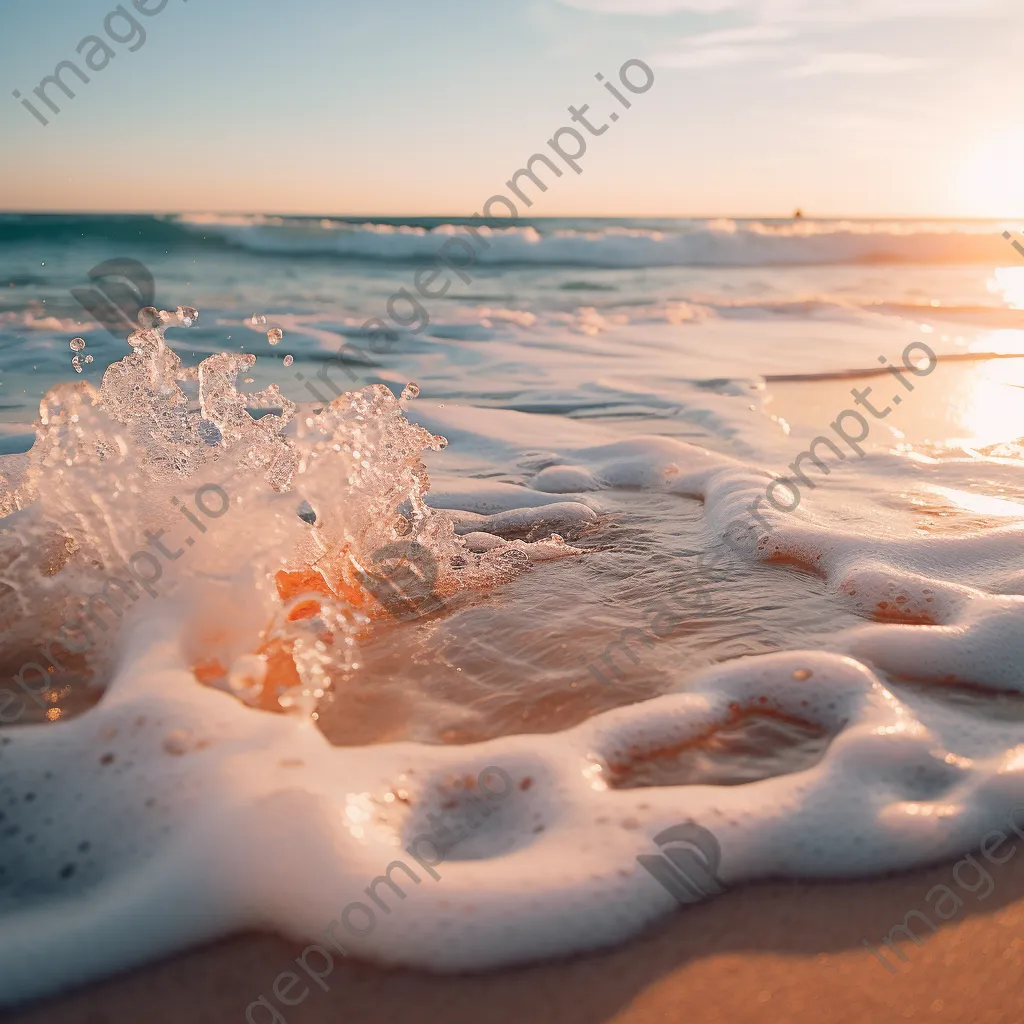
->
(0, 306), (554, 723)
(69, 337), (86, 374)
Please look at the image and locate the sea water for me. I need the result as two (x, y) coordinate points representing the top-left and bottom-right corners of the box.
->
(1, 213), (1024, 1006)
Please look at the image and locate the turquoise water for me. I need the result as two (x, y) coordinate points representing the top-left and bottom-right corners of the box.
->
(2, 212), (1022, 450)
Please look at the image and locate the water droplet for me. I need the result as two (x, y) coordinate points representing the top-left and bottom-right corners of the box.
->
(137, 307), (161, 328)
(401, 382), (420, 400)
(71, 355), (83, 373)
(393, 514), (411, 536)
(84, 354), (94, 364)
(267, 328), (283, 345)
(433, 435), (449, 451)
(283, 354), (294, 367)
(70, 337), (85, 352)
(251, 314), (267, 326)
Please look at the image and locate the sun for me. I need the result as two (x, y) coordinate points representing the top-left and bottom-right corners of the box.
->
(959, 135), (1024, 218)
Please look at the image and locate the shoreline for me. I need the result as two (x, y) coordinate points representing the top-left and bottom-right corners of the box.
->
(11, 847), (1024, 1024)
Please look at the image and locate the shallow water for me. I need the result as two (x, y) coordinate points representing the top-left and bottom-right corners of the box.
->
(2, 214), (1024, 1007)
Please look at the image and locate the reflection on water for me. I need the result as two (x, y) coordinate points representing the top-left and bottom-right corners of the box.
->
(946, 356), (1024, 449)
(769, 357), (1024, 454)
(928, 485), (1024, 518)
(988, 266), (1024, 311)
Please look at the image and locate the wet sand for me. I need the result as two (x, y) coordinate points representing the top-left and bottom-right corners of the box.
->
(11, 847), (1024, 1024)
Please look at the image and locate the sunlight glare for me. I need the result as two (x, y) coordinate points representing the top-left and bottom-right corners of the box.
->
(990, 267), (1024, 311)
(948, 358), (1024, 448)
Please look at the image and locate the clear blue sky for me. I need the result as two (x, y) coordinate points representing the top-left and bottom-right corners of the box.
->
(2, 0), (1023, 216)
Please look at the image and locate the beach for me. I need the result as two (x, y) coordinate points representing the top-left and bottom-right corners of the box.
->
(3, 214), (1024, 1017)
(9, 855), (1024, 1024)
(6, 0), (1024, 1014)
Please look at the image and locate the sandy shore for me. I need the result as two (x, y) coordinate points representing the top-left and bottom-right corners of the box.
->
(11, 846), (1024, 1024)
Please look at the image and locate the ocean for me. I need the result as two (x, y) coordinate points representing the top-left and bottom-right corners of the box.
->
(2, 212), (1024, 1007)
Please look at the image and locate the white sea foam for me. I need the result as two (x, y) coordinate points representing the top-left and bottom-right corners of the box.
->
(2, 315), (1024, 1009)
(174, 214), (1015, 267)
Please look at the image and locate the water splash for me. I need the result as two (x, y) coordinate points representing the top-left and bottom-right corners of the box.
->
(0, 306), (545, 722)
(69, 337), (86, 373)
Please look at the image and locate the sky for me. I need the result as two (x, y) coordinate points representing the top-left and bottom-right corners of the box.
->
(1, 0), (1023, 217)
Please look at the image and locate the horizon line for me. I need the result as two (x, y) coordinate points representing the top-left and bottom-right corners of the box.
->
(1, 209), (1022, 222)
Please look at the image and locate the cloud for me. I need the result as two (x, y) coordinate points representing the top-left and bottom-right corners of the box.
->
(783, 52), (931, 76)
(654, 45), (766, 68)
(678, 24), (793, 45)
(584, 0), (983, 77)
(651, 25), (793, 69)
(556, 0), (734, 12)
(567, 0), (1005, 80)
(556, 0), (1013, 20)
